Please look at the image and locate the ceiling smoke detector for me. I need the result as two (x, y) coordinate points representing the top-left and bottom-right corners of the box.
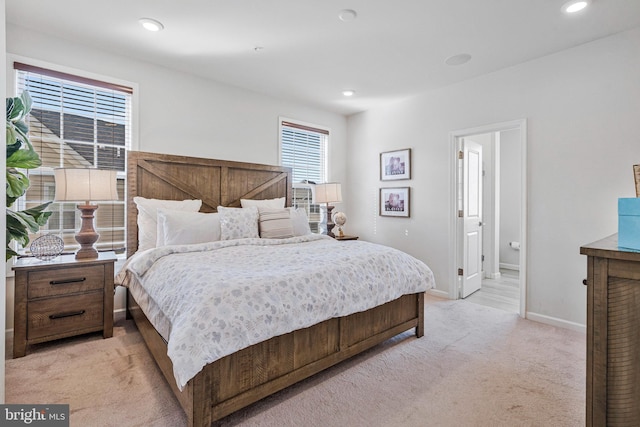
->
(338, 9), (357, 22)
(445, 53), (472, 66)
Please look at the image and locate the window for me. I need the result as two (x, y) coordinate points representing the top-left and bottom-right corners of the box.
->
(280, 120), (327, 184)
(14, 62), (133, 254)
(279, 119), (329, 233)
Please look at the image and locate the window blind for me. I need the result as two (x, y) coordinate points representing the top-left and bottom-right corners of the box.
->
(14, 62), (132, 254)
(280, 120), (328, 185)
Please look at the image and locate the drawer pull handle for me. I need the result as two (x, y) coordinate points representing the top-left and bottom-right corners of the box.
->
(50, 277), (86, 285)
(49, 310), (86, 320)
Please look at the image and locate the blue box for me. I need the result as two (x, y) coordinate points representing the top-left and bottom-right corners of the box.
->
(618, 198), (640, 250)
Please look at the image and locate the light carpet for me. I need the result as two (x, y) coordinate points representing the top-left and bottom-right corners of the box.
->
(6, 295), (586, 426)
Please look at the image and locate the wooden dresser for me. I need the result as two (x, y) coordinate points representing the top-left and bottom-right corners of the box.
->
(581, 234), (640, 426)
(12, 252), (116, 358)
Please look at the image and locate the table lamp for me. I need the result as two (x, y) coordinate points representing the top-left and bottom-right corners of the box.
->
(54, 168), (118, 259)
(315, 182), (342, 238)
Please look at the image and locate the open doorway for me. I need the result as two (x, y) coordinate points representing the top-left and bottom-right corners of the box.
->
(449, 120), (527, 318)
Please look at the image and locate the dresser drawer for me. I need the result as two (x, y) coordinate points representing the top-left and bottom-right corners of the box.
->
(28, 265), (105, 299)
(28, 292), (103, 340)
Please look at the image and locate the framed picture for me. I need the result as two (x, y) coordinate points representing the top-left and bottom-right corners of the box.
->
(634, 164), (640, 197)
(380, 187), (410, 217)
(380, 148), (411, 181)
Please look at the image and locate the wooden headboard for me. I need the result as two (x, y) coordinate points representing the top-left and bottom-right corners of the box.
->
(127, 151), (293, 258)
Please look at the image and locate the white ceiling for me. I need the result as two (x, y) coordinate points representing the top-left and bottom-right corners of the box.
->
(6, 0), (640, 115)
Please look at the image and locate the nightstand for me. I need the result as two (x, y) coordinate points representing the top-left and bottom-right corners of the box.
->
(12, 252), (116, 358)
(334, 235), (359, 241)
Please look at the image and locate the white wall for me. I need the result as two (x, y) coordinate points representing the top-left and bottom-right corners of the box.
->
(347, 27), (640, 328)
(4, 24), (348, 328)
(500, 129), (521, 267)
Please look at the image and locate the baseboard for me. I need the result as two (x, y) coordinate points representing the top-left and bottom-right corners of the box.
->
(499, 263), (520, 271)
(427, 288), (450, 299)
(526, 311), (585, 333)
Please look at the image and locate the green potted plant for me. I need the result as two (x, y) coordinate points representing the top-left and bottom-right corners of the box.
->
(6, 91), (52, 260)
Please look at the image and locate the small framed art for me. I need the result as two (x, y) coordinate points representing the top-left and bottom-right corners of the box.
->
(380, 187), (410, 217)
(380, 148), (411, 181)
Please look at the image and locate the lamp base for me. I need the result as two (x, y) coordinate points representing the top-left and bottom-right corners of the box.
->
(326, 205), (336, 238)
(75, 204), (100, 260)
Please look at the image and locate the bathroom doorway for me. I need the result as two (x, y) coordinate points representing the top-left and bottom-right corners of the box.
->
(450, 120), (527, 317)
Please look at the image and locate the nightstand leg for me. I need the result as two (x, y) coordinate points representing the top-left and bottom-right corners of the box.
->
(103, 262), (114, 338)
(13, 340), (26, 359)
(13, 270), (28, 358)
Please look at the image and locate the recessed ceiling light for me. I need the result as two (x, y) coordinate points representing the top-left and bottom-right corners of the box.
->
(445, 53), (472, 66)
(342, 90), (355, 97)
(338, 9), (357, 22)
(562, 0), (590, 14)
(139, 18), (164, 32)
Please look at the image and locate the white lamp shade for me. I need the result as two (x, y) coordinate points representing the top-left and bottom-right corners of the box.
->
(315, 182), (342, 204)
(54, 168), (118, 202)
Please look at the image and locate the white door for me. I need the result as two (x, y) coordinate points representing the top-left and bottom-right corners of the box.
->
(461, 139), (483, 298)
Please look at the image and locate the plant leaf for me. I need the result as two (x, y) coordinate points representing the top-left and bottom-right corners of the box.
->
(14, 119), (28, 136)
(6, 140), (21, 159)
(6, 97), (16, 120)
(6, 247), (19, 261)
(6, 168), (30, 201)
(6, 204), (52, 239)
(6, 147), (41, 169)
(6, 210), (33, 245)
(7, 96), (24, 122)
(21, 202), (53, 226)
(5, 205), (52, 260)
(20, 91), (32, 117)
(12, 122), (33, 151)
(6, 124), (18, 147)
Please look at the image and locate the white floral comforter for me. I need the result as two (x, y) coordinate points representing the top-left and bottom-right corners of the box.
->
(116, 234), (435, 390)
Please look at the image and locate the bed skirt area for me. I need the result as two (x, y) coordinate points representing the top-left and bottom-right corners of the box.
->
(127, 290), (425, 426)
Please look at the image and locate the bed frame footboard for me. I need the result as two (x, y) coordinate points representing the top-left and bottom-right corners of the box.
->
(127, 291), (424, 426)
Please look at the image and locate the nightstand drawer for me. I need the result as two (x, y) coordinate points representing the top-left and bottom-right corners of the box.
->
(28, 292), (103, 340)
(28, 265), (105, 299)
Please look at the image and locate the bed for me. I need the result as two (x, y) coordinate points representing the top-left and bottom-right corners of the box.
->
(118, 151), (434, 426)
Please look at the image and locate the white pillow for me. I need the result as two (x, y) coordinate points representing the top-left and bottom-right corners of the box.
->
(289, 207), (312, 236)
(240, 197), (286, 209)
(259, 208), (294, 239)
(217, 206), (259, 240)
(157, 209), (221, 246)
(133, 197), (202, 252)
